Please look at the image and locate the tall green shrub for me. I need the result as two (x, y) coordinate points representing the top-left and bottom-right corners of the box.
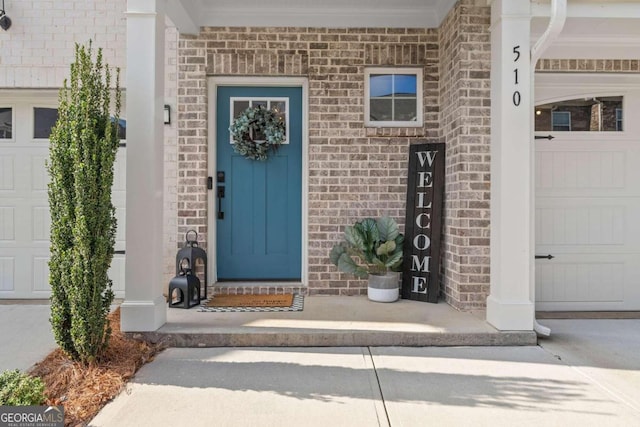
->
(47, 43), (121, 364)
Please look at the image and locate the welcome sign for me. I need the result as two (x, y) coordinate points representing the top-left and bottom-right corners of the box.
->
(402, 143), (445, 303)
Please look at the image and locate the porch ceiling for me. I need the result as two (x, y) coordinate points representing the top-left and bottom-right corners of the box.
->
(166, 0), (459, 35)
(531, 1), (640, 59)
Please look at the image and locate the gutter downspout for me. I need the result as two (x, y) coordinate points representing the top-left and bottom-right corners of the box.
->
(530, 0), (567, 338)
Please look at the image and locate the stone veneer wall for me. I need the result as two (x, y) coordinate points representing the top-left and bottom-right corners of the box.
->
(438, 0), (492, 310)
(177, 27), (440, 296)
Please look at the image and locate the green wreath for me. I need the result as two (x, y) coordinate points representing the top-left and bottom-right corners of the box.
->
(229, 106), (286, 161)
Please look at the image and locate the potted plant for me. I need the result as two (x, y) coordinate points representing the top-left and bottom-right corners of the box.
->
(330, 216), (404, 302)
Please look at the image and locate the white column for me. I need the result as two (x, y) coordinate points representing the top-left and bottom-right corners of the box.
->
(121, 0), (167, 331)
(486, 0), (534, 331)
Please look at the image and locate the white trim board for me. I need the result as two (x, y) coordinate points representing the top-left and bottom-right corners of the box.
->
(207, 76), (309, 287)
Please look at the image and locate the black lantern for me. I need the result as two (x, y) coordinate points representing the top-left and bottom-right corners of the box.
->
(176, 230), (208, 300)
(168, 258), (201, 309)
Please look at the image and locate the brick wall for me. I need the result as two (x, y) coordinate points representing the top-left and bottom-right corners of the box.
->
(0, 0), (126, 87)
(177, 27), (440, 295)
(438, 0), (492, 310)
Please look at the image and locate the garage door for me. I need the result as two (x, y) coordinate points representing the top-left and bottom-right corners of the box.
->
(535, 75), (640, 311)
(0, 93), (125, 299)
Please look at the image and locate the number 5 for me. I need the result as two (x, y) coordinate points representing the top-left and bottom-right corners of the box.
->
(513, 45), (521, 62)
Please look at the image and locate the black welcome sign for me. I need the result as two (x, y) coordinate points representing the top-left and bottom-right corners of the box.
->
(402, 143), (445, 303)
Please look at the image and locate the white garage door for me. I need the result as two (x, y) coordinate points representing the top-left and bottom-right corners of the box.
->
(0, 93), (126, 299)
(535, 75), (640, 311)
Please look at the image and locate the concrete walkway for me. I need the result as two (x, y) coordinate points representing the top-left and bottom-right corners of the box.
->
(0, 303), (56, 372)
(92, 320), (640, 426)
(138, 296), (536, 346)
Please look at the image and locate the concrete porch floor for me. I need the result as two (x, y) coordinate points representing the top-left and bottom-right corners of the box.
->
(131, 296), (537, 347)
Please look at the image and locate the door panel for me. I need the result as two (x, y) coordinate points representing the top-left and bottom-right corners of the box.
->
(535, 138), (640, 310)
(216, 86), (302, 280)
(0, 100), (126, 298)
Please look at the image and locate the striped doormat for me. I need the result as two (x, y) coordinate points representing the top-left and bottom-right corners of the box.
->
(199, 293), (304, 312)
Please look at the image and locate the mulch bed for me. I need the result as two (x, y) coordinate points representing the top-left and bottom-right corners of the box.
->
(29, 308), (163, 427)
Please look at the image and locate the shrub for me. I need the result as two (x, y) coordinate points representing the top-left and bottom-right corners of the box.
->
(0, 370), (46, 406)
(47, 42), (121, 364)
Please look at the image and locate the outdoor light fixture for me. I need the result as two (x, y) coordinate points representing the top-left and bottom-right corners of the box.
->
(0, 0), (10, 31)
(163, 105), (171, 124)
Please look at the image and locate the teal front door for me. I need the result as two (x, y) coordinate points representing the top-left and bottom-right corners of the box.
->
(216, 86), (302, 280)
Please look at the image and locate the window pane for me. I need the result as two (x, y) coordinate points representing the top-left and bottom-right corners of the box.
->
(233, 100), (250, 119)
(115, 118), (126, 140)
(535, 96), (623, 132)
(252, 100), (267, 110)
(370, 75), (393, 97)
(270, 101), (287, 137)
(34, 107), (58, 139)
(394, 99), (417, 122)
(616, 109), (623, 131)
(0, 108), (11, 139)
(370, 99), (393, 122)
(552, 111), (571, 132)
(393, 75), (417, 96)
(552, 112), (570, 126)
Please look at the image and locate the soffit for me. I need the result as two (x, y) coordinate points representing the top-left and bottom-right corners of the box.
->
(531, 1), (640, 59)
(167, 0), (459, 34)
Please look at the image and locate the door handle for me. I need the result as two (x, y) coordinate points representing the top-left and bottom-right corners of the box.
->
(217, 186), (225, 220)
(535, 254), (555, 260)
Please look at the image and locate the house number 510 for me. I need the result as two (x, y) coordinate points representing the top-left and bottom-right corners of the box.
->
(512, 45), (521, 107)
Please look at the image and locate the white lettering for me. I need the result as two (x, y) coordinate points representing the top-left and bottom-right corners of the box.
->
(417, 171), (433, 188)
(412, 276), (428, 294)
(415, 213), (431, 229)
(413, 234), (431, 251)
(411, 255), (431, 272)
(416, 151), (437, 168)
(416, 193), (432, 209)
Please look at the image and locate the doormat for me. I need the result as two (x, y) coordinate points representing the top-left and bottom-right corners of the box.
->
(199, 294), (304, 312)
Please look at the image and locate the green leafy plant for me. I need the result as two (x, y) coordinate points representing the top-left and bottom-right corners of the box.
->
(47, 42), (120, 364)
(0, 370), (46, 406)
(330, 216), (404, 278)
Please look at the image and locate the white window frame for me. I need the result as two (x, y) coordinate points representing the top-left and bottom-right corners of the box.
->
(364, 67), (423, 128)
(229, 97), (289, 144)
(551, 111), (571, 131)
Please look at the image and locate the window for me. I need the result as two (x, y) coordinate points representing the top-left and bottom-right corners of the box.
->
(33, 107), (58, 139)
(230, 98), (288, 144)
(111, 117), (126, 140)
(616, 108), (623, 131)
(535, 96), (623, 132)
(365, 67), (423, 127)
(0, 107), (12, 139)
(552, 111), (571, 132)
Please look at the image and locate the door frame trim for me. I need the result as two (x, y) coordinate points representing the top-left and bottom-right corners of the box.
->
(207, 76), (309, 286)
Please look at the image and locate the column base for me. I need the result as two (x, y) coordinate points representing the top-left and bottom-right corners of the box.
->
(120, 295), (167, 332)
(486, 296), (534, 331)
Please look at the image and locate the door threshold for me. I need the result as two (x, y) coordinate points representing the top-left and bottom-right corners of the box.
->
(210, 281), (307, 296)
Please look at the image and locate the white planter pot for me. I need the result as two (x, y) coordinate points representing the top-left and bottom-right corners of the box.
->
(368, 272), (400, 303)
